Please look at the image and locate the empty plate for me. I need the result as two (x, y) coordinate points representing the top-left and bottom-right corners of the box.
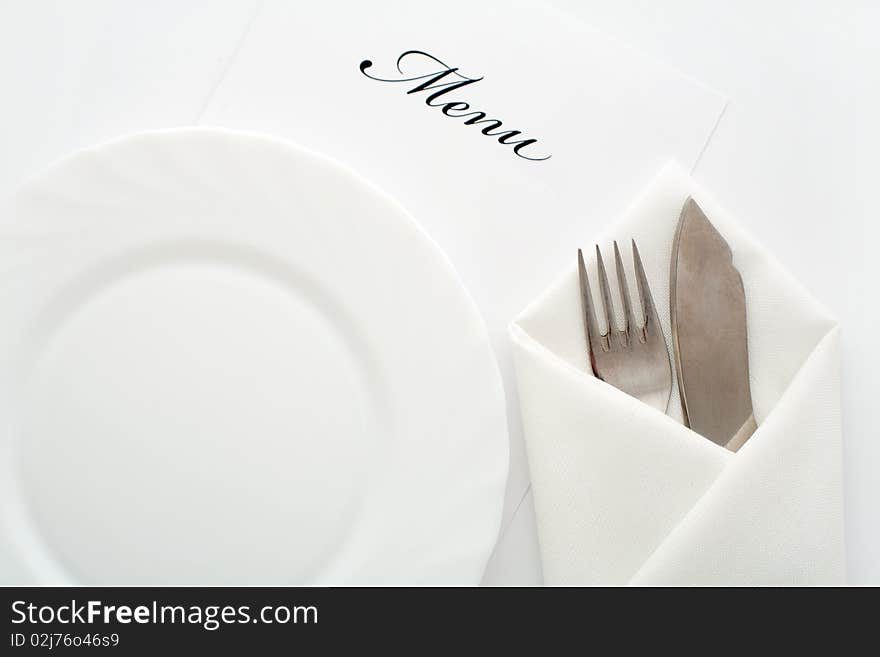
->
(0, 128), (508, 584)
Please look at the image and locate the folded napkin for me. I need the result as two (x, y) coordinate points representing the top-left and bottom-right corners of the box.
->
(511, 163), (844, 585)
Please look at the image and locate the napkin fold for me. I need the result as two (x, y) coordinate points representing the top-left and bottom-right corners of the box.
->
(510, 163), (844, 585)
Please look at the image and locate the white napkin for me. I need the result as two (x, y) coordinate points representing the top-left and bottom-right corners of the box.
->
(511, 162), (844, 585)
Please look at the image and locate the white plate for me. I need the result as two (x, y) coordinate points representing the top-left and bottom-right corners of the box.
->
(0, 128), (508, 584)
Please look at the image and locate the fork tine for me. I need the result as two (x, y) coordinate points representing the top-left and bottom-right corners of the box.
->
(595, 245), (616, 338)
(613, 241), (636, 343)
(631, 239), (659, 340)
(578, 249), (604, 362)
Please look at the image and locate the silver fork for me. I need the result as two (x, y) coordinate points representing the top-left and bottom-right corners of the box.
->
(577, 241), (672, 412)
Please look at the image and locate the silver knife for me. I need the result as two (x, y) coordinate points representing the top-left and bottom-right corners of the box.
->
(670, 198), (756, 451)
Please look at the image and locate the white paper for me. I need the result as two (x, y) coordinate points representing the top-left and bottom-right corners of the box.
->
(200, 0), (727, 520)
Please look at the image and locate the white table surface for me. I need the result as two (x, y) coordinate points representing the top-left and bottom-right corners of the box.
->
(2, 0), (876, 584)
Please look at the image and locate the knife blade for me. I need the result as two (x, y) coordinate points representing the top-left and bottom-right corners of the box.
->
(670, 198), (756, 451)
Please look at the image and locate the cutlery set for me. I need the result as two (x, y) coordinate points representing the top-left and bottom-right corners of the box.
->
(579, 198), (756, 451)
